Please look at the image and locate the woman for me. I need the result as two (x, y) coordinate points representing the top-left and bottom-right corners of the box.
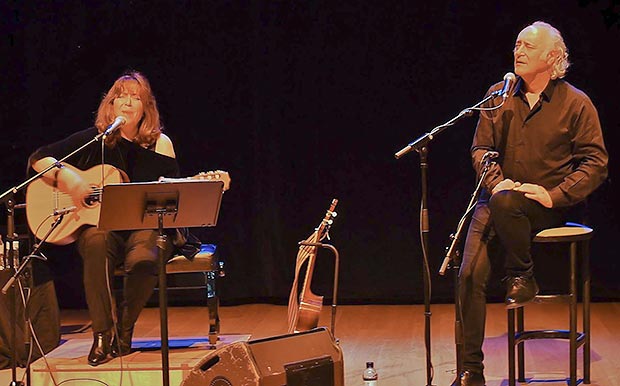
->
(30, 71), (179, 366)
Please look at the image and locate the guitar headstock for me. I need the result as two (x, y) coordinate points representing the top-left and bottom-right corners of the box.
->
(316, 198), (338, 241)
(193, 170), (231, 192)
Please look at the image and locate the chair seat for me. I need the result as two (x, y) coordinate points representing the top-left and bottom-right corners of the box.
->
(113, 243), (222, 346)
(166, 244), (218, 274)
(114, 244), (218, 276)
(533, 222), (593, 243)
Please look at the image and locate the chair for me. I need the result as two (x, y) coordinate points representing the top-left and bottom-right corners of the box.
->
(115, 243), (224, 345)
(507, 222), (592, 386)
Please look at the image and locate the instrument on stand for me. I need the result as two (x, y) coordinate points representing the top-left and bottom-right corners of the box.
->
(287, 199), (338, 333)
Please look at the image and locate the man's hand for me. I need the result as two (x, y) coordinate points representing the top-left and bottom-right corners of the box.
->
(513, 183), (553, 208)
(492, 178), (518, 195)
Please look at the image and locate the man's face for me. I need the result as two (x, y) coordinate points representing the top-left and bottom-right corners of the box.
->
(513, 26), (553, 79)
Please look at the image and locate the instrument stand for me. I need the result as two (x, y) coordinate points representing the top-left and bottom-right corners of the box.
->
(98, 178), (224, 386)
(298, 241), (340, 336)
(439, 158), (494, 385)
(394, 93), (498, 386)
(2, 198), (24, 386)
(2, 198), (66, 386)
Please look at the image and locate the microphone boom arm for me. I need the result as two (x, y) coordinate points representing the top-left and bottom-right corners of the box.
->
(394, 92), (496, 159)
(0, 130), (109, 204)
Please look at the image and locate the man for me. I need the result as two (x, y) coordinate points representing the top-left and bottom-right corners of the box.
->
(453, 21), (608, 386)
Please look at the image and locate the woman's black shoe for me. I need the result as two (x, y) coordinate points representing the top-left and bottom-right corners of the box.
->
(88, 331), (112, 366)
(111, 327), (134, 357)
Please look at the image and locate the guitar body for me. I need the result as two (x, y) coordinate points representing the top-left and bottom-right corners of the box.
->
(294, 291), (324, 332)
(26, 164), (123, 245)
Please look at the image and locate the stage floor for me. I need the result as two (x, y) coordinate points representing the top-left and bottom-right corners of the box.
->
(2, 302), (619, 385)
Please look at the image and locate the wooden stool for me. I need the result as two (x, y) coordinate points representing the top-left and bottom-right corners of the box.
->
(115, 243), (224, 345)
(507, 223), (593, 386)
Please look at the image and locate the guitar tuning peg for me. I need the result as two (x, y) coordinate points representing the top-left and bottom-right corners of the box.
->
(331, 211), (337, 218)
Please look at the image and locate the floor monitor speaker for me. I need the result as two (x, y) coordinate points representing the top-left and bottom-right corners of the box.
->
(181, 327), (343, 386)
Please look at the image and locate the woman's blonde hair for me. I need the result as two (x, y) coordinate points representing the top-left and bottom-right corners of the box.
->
(95, 71), (162, 147)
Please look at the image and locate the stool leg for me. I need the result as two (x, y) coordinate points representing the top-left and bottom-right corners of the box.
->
(206, 271), (220, 346)
(569, 242), (578, 386)
(517, 306), (526, 382)
(508, 308), (516, 386)
(583, 240), (591, 384)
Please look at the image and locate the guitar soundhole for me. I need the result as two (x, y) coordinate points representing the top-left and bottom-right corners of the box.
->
(83, 186), (101, 207)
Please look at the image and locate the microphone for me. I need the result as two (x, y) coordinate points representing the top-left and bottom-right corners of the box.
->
(53, 206), (77, 216)
(103, 116), (126, 137)
(497, 72), (516, 100)
(481, 150), (499, 165)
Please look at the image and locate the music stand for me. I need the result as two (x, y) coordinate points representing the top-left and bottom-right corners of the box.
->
(98, 179), (224, 386)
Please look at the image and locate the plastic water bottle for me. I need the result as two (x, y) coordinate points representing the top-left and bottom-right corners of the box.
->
(363, 361), (378, 385)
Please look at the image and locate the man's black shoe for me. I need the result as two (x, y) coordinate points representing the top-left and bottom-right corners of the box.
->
(505, 275), (539, 309)
(450, 370), (486, 386)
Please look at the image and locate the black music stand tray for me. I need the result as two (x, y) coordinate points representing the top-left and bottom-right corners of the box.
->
(98, 179), (224, 386)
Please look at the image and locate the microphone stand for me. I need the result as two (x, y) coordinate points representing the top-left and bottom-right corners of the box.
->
(2, 198), (26, 386)
(0, 129), (110, 386)
(394, 93), (497, 386)
(438, 156), (495, 384)
(2, 213), (67, 295)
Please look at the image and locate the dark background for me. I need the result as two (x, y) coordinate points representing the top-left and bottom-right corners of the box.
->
(1, 1), (618, 309)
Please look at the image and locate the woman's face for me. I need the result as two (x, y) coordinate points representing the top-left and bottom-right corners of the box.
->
(113, 80), (144, 132)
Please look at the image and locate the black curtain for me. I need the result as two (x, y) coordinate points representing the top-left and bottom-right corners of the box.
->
(1, 1), (618, 308)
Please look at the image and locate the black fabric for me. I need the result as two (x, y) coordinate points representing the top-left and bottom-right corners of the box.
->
(472, 79), (608, 208)
(0, 274), (60, 369)
(173, 228), (202, 260)
(29, 127), (180, 183)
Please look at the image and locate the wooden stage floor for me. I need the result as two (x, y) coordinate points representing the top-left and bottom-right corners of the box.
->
(2, 302), (619, 385)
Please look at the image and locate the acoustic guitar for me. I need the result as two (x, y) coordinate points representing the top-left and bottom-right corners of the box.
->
(26, 163), (230, 245)
(287, 198), (338, 333)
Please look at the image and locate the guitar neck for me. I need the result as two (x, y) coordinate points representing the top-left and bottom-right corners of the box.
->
(298, 231), (320, 297)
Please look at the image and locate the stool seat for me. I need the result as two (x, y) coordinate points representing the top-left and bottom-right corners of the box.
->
(533, 223), (593, 243)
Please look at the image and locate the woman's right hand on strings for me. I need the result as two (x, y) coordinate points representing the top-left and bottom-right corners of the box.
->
(55, 167), (92, 207)
(32, 157), (92, 208)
